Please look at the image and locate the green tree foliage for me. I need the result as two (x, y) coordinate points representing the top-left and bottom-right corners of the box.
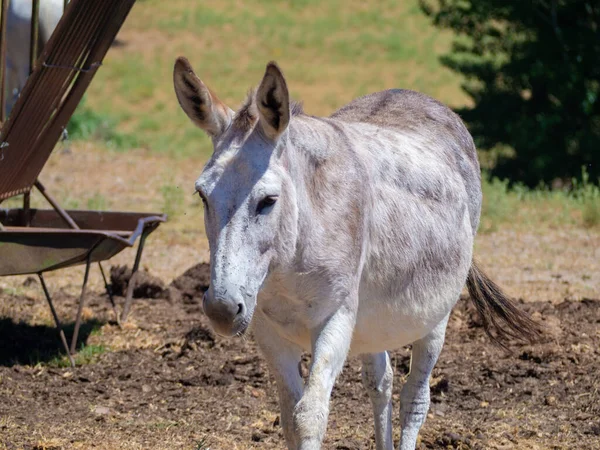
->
(420, 0), (600, 186)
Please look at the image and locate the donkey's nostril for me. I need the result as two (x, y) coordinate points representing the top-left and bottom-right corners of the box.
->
(203, 289), (247, 336)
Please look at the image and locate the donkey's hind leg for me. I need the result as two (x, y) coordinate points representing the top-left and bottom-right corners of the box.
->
(361, 351), (394, 450)
(398, 314), (450, 450)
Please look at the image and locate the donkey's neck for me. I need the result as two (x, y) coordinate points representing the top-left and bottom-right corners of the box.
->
(286, 115), (339, 164)
(279, 115), (369, 274)
(284, 115), (347, 208)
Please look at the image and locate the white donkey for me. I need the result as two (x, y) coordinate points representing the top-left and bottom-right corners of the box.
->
(173, 59), (540, 450)
(4, 0), (64, 119)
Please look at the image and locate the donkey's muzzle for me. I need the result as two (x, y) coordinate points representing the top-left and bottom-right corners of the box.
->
(202, 290), (246, 336)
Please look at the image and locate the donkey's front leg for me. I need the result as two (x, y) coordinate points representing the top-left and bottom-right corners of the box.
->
(253, 317), (304, 449)
(398, 314), (449, 450)
(294, 305), (356, 449)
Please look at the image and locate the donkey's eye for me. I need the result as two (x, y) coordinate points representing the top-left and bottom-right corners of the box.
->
(257, 195), (278, 215)
(197, 191), (208, 208)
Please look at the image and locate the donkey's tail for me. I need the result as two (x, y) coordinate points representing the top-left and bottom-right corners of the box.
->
(466, 261), (542, 348)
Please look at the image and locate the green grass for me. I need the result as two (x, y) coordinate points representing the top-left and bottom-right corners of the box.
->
(49, 344), (108, 368)
(86, 193), (109, 211)
(572, 167), (600, 228)
(66, 0), (599, 233)
(480, 176), (511, 232)
(43, 322), (106, 367)
(194, 438), (210, 450)
(80, 0), (466, 158)
(479, 167), (600, 233)
(160, 182), (186, 219)
(0, 286), (27, 297)
(67, 98), (139, 151)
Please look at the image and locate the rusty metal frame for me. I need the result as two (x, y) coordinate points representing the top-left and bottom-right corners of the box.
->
(0, 0), (139, 200)
(70, 253), (91, 354)
(34, 179), (122, 324)
(0, 0), (8, 124)
(0, 203), (166, 366)
(30, 0), (40, 73)
(0, 0), (167, 366)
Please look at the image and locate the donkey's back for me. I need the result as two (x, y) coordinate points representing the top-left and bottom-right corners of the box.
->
(331, 89), (482, 233)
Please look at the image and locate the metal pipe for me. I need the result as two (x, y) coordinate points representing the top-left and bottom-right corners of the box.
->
(0, 0), (9, 124)
(98, 262), (121, 325)
(38, 273), (76, 368)
(30, 0), (40, 74)
(34, 180), (80, 229)
(120, 229), (149, 322)
(70, 256), (91, 354)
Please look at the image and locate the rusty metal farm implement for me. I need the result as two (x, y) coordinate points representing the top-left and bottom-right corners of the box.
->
(0, 0), (166, 366)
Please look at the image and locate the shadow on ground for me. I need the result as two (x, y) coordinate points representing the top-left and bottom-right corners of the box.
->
(0, 318), (104, 366)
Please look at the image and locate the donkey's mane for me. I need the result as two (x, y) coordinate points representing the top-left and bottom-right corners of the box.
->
(232, 89), (304, 132)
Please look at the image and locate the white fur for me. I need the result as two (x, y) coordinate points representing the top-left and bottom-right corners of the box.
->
(174, 61), (482, 449)
(4, 0), (64, 119)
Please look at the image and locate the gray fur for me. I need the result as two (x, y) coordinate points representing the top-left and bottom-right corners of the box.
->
(173, 60), (535, 450)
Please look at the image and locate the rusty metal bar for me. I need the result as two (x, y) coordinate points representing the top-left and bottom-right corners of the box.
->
(21, 0), (92, 122)
(23, 192), (31, 226)
(30, 0), (40, 74)
(0, 0), (8, 124)
(38, 273), (76, 367)
(70, 255), (91, 353)
(37, 0), (129, 149)
(31, 0), (105, 118)
(120, 228), (150, 323)
(34, 179), (80, 229)
(98, 262), (121, 325)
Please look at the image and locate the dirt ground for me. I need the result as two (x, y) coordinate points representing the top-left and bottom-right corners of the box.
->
(2, 2), (599, 445)
(0, 144), (599, 450)
(0, 246), (599, 450)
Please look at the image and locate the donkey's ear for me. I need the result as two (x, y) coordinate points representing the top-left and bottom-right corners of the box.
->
(256, 61), (290, 140)
(173, 57), (232, 137)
